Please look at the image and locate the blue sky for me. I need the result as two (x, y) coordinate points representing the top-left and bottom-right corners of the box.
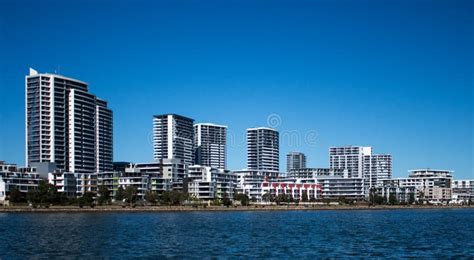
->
(0, 0), (472, 178)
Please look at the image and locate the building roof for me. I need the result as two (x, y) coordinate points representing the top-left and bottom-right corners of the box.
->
(247, 127), (277, 131)
(153, 114), (194, 121)
(194, 123), (228, 128)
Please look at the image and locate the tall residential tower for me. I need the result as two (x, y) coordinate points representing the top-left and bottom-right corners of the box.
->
(286, 152), (306, 172)
(247, 127), (279, 172)
(194, 123), (227, 170)
(329, 146), (392, 196)
(153, 114), (194, 165)
(25, 68), (113, 173)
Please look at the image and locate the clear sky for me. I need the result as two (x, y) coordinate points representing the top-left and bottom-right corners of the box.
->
(0, 0), (472, 178)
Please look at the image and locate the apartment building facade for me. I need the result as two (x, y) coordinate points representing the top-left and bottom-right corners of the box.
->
(25, 68), (113, 173)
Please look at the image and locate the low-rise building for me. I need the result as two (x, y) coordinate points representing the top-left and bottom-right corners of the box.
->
(317, 176), (365, 200)
(235, 170), (281, 201)
(0, 161), (41, 203)
(451, 179), (473, 204)
(261, 177), (321, 201)
(186, 165), (236, 201)
(379, 169), (453, 204)
(48, 171), (98, 198)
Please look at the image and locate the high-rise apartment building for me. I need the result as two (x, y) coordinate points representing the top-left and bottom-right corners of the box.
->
(153, 114), (194, 165)
(286, 152), (306, 172)
(25, 68), (113, 173)
(194, 123), (227, 169)
(329, 146), (392, 196)
(95, 99), (113, 172)
(330, 146), (372, 178)
(247, 127), (279, 172)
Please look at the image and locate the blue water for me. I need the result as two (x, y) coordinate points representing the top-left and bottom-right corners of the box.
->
(0, 209), (473, 258)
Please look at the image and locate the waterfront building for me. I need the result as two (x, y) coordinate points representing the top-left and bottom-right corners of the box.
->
(48, 171), (98, 198)
(153, 114), (194, 165)
(451, 179), (473, 204)
(247, 127), (279, 172)
(317, 176), (365, 200)
(330, 146), (371, 178)
(118, 167), (150, 200)
(0, 161), (41, 203)
(286, 152), (306, 172)
(186, 165), (236, 201)
(330, 146), (392, 196)
(194, 123), (227, 170)
(95, 99), (113, 172)
(261, 178), (321, 201)
(376, 185), (416, 204)
(25, 68), (113, 173)
(287, 168), (346, 179)
(97, 171), (119, 198)
(234, 170), (280, 201)
(379, 169), (453, 204)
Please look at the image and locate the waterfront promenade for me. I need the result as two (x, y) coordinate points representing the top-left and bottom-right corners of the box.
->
(1, 204), (472, 213)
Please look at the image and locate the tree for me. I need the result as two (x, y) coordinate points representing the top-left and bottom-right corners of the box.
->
(222, 193), (232, 207)
(275, 194), (289, 205)
(418, 190), (425, 205)
(408, 193), (415, 205)
(115, 186), (125, 202)
(234, 193), (250, 206)
(9, 187), (24, 204)
(374, 195), (385, 205)
(262, 192), (274, 203)
(368, 187), (377, 206)
(79, 192), (95, 208)
(144, 191), (158, 205)
(388, 193), (398, 205)
(97, 186), (110, 206)
(301, 191), (309, 203)
(124, 186), (138, 206)
(338, 196), (347, 205)
(26, 181), (60, 208)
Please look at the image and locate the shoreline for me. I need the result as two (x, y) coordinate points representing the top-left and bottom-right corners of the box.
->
(1, 205), (473, 213)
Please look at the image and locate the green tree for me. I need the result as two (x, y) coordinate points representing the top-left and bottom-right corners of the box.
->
(97, 186), (110, 206)
(27, 181), (60, 208)
(262, 192), (274, 203)
(301, 191), (309, 203)
(79, 192), (95, 208)
(115, 186), (125, 202)
(338, 196), (347, 205)
(368, 187), (377, 206)
(222, 193), (232, 207)
(234, 193), (250, 206)
(408, 193), (415, 205)
(144, 191), (158, 205)
(418, 190), (425, 205)
(9, 187), (24, 204)
(124, 186), (138, 206)
(374, 195), (385, 205)
(275, 194), (289, 205)
(388, 193), (398, 205)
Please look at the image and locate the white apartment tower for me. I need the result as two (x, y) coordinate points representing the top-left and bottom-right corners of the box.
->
(153, 114), (194, 165)
(329, 146), (392, 195)
(247, 127), (279, 172)
(286, 152), (306, 172)
(330, 146), (372, 178)
(194, 123), (227, 170)
(25, 68), (113, 173)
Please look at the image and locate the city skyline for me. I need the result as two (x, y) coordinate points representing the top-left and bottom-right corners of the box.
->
(0, 0), (472, 178)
